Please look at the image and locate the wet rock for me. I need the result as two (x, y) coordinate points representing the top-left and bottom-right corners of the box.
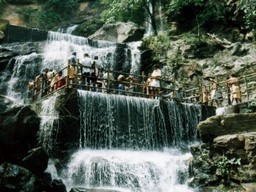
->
(0, 162), (42, 192)
(0, 105), (40, 164)
(21, 147), (49, 175)
(191, 117), (256, 189)
(51, 179), (67, 192)
(198, 113), (256, 143)
(0, 19), (9, 40)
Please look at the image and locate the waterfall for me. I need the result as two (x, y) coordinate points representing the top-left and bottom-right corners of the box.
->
(78, 90), (201, 149)
(144, 0), (165, 36)
(58, 90), (201, 191)
(57, 25), (78, 34)
(78, 91), (167, 149)
(62, 149), (195, 192)
(127, 41), (142, 75)
(38, 93), (59, 153)
(158, 0), (164, 32)
(144, 0), (154, 36)
(3, 31), (138, 105)
(2, 30), (203, 191)
(6, 52), (42, 105)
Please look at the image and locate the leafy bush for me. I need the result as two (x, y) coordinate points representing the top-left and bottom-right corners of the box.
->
(142, 32), (171, 62)
(216, 156), (241, 185)
(238, 0), (256, 30)
(101, 0), (146, 26)
(18, 7), (36, 23)
(166, 0), (226, 32)
(35, 0), (79, 29)
(38, 11), (62, 30)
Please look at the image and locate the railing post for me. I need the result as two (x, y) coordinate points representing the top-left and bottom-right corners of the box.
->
(75, 59), (79, 88)
(67, 60), (70, 88)
(107, 66), (110, 93)
(142, 71), (145, 97)
(244, 75), (249, 102)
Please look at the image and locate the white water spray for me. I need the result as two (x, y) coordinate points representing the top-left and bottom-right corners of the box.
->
(38, 94), (59, 153)
(62, 149), (195, 192)
(6, 52), (42, 105)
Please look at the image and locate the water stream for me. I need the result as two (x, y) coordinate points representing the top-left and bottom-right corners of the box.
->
(56, 90), (201, 191)
(62, 149), (195, 192)
(3, 31), (201, 191)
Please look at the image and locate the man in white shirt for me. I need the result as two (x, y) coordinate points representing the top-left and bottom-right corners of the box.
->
(79, 53), (93, 90)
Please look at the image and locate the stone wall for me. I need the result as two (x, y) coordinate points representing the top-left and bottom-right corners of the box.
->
(2, 25), (48, 43)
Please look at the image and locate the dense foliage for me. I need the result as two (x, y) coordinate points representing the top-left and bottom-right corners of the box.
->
(12, 0), (79, 29)
(101, 0), (159, 35)
(101, 0), (256, 35)
(0, 0), (256, 34)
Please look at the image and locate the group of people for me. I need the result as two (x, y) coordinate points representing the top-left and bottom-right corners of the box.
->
(202, 73), (241, 107)
(68, 52), (100, 91)
(28, 51), (242, 106)
(28, 68), (66, 100)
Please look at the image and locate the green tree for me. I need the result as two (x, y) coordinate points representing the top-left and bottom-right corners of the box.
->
(166, 0), (226, 34)
(237, 0), (256, 31)
(102, 0), (160, 35)
(36, 0), (79, 29)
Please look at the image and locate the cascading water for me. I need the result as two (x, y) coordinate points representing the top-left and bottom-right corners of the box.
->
(3, 30), (202, 191)
(6, 52), (43, 105)
(77, 91), (201, 149)
(63, 149), (194, 192)
(38, 93), (59, 153)
(57, 25), (78, 34)
(4, 31), (138, 105)
(58, 90), (201, 191)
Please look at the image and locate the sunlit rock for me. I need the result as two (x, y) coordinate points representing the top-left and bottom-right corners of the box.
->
(89, 22), (145, 43)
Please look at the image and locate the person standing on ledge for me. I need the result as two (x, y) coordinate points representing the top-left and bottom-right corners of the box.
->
(68, 52), (78, 87)
(79, 53), (93, 90)
(227, 73), (241, 105)
(150, 64), (161, 99)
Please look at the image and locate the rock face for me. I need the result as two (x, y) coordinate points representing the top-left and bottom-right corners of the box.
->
(189, 112), (256, 191)
(198, 112), (256, 143)
(0, 103), (67, 191)
(0, 162), (42, 192)
(0, 105), (40, 163)
(88, 22), (145, 43)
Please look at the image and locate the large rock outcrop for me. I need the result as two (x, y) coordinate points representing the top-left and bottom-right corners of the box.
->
(0, 105), (40, 163)
(88, 22), (145, 43)
(0, 103), (67, 191)
(189, 112), (256, 191)
(197, 112), (256, 143)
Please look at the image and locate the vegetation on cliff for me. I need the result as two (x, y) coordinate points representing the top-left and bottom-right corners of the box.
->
(1, 0), (256, 36)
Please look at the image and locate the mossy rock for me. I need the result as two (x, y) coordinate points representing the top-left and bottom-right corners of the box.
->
(0, 19), (9, 31)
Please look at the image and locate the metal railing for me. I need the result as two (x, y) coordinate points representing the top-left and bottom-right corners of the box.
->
(28, 60), (256, 106)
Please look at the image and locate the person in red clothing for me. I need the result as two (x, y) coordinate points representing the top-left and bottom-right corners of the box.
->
(54, 71), (66, 90)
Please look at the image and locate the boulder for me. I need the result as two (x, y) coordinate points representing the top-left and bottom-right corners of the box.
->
(0, 162), (42, 192)
(51, 179), (67, 192)
(0, 105), (40, 164)
(0, 19), (9, 42)
(21, 147), (49, 175)
(197, 113), (256, 143)
(88, 22), (145, 43)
